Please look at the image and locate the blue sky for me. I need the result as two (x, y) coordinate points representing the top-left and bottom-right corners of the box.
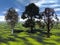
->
(0, 0), (60, 21)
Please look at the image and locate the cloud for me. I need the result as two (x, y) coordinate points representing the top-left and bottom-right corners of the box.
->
(0, 16), (27, 22)
(17, 0), (40, 5)
(50, 4), (60, 8)
(17, 0), (30, 6)
(16, 0), (58, 10)
(15, 8), (20, 12)
(16, 0), (45, 7)
(2, 8), (20, 14)
(0, 15), (60, 22)
(0, 16), (5, 21)
(34, 0), (45, 7)
(18, 16), (27, 22)
(40, 4), (59, 8)
(30, 0), (40, 3)
(58, 16), (60, 20)
(44, 0), (57, 3)
(38, 0), (58, 8)
(0, 0), (60, 22)
(54, 8), (60, 11)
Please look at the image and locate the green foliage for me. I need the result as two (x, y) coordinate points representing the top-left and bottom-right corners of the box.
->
(22, 19), (35, 28)
(5, 7), (18, 29)
(21, 3), (42, 32)
(25, 3), (39, 16)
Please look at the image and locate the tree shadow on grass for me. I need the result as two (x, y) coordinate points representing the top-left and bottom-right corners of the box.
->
(55, 38), (60, 43)
(0, 29), (57, 45)
(18, 37), (33, 45)
(24, 29), (56, 45)
(25, 29), (46, 34)
(25, 29), (52, 37)
(55, 32), (60, 36)
(28, 34), (56, 45)
(11, 31), (56, 45)
(13, 29), (24, 33)
(12, 29), (59, 45)
(55, 32), (60, 43)
(11, 34), (33, 45)
(0, 36), (18, 45)
(0, 35), (30, 45)
(26, 29), (37, 34)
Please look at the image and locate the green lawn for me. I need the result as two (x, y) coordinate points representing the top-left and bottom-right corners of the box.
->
(0, 22), (60, 45)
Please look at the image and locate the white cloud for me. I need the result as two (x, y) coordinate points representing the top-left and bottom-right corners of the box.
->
(18, 16), (27, 22)
(44, 0), (57, 3)
(51, 4), (60, 7)
(16, 0), (58, 9)
(2, 8), (20, 15)
(30, 0), (40, 3)
(0, 16), (5, 21)
(17, 0), (40, 5)
(17, 0), (29, 6)
(48, 1), (56, 3)
(39, 0), (58, 8)
(54, 8), (60, 11)
(42, 4), (59, 7)
(16, 0), (45, 7)
(0, 0), (59, 22)
(0, 15), (60, 22)
(34, 0), (45, 7)
(15, 8), (20, 12)
(58, 16), (60, 20)
(0, 16), (27, 22)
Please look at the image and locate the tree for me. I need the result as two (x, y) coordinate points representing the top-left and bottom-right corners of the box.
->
(21, 3), (41, 33)
(5, 7), (18, 34)
(35, 12), (45, 29)
(42, 8), (58, 38)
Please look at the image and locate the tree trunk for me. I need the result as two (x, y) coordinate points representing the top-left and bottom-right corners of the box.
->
(47, 17), (50, 38)
(47, 24), (50, 38)
(31, 27), (34, 33)
(11, 29), (14, 34)
(30, 16), (34, 33)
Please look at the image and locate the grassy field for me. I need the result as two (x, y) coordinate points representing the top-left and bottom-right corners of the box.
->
(0, 22), (60, 45)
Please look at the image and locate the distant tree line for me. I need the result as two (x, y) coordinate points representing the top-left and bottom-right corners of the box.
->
(5, 3), (59, 38)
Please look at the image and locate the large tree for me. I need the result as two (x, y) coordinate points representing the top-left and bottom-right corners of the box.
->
(42, 8), (58, 38)
(21, 3), (41, 33)
(5, 7), (18, 34)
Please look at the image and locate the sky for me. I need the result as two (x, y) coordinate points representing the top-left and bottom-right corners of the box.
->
(0, 0), (60, 21)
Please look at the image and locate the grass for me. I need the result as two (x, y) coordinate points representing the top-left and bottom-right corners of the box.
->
(0, 22), (60, 45)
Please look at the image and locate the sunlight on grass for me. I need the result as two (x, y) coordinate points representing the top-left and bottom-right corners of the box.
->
(26, 37), (42, 45)
(0, 22), (60, 45)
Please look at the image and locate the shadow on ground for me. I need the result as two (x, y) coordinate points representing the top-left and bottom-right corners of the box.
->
(13, 29), (24, 33)
(0, 29), (58, 45)
(0, 35), (18, 45)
